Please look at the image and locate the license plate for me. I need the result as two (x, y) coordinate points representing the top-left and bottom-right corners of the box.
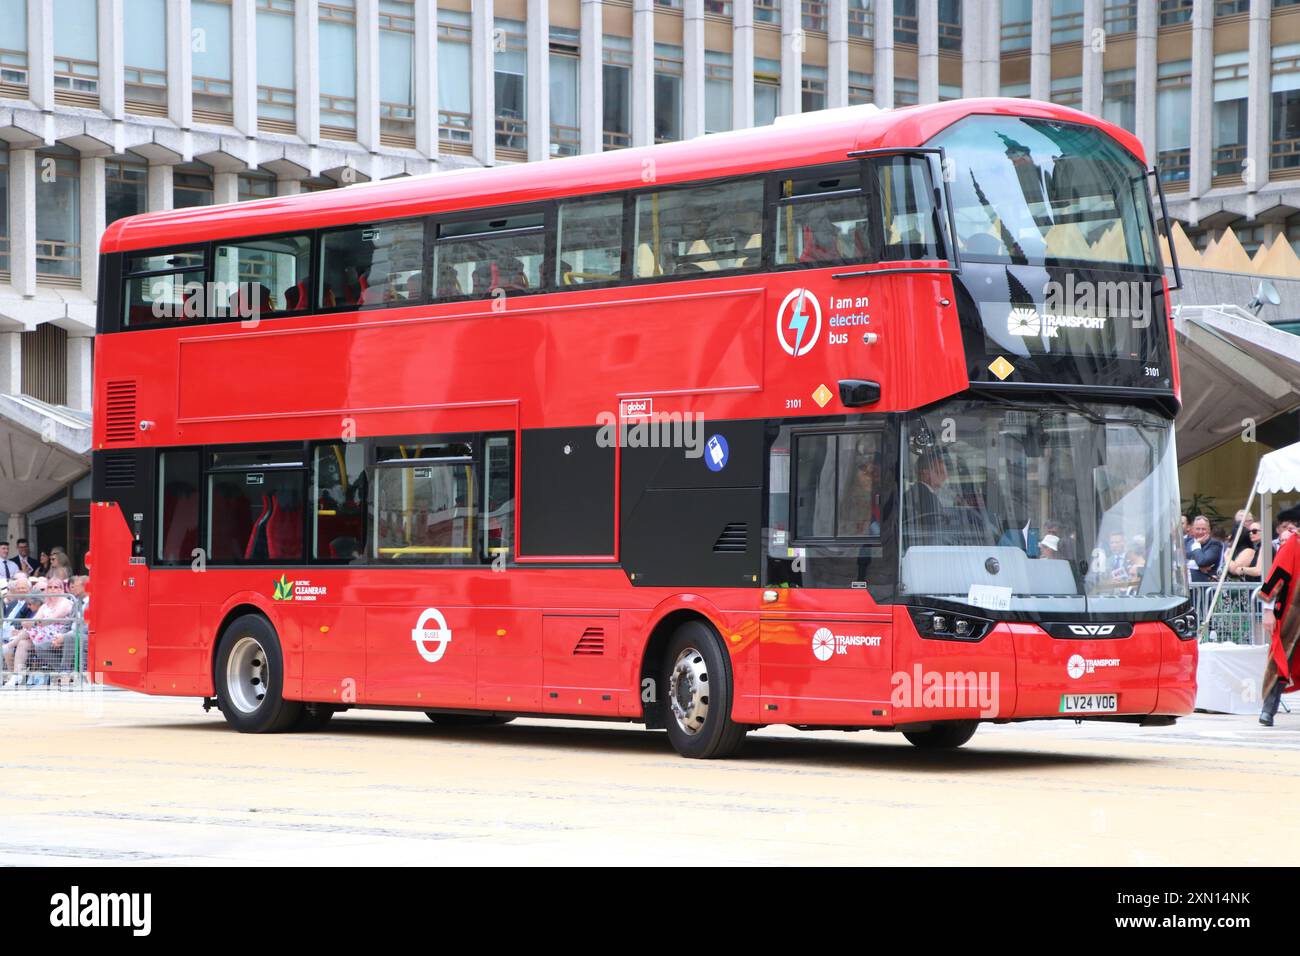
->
(1060, 693), (1117, 714)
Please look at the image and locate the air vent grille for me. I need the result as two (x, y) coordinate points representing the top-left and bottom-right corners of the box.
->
(713, 522), (748, 553)
(102, 453), (137, 489)
(104, 380), (138, 444)
(574, 627), (605, 655)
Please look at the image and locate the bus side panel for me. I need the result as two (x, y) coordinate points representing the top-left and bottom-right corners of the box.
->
(475, 607), (544, 712)
(888, 613), (1019, 724)
(758, 615), (894, 724)
(89, 503), (149, 691)
(144, 601), (207, 696)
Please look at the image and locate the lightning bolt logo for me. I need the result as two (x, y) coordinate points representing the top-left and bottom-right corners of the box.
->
(776, 288), (822, 357)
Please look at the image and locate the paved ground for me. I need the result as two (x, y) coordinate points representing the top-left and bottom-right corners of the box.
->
(2, 688), (1297, 866)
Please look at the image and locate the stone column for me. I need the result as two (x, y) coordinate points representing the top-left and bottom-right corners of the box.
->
(874, 0), (894, 108)
(780, 0), (802, 117)
(733, 0), (755, 128)
(918, 0), (939, 104)
(683, 0), (706, 137)
(297, 0), (321, 144)
(1246, 0), (1271, 195)
(527, 0), (551, 160)
(631, 0), (655, 147)
(0, 333), (20, 396)
(27, 0), (53, 113)
(167, 0), (193, 129)
(277, 177), (303, 196)
(66, 337), (93, 412)
(827, 0), (848, 108)
(1081, 0), (1102, 116)
(1135, 0), (1157, 162)
(982, 0), (1000, 96)
(580, 0), (604, 153)
(415, 0), (439, 159)
(961, 0), (981, 98)
(147, 163), (174, 212)
(79, 155), (106, 299)
(213, 171), (239, 205)
(1030, 0), (1050, 101)
(471, 0), (496, 165)
(232, 0), (258, 137)
(9, 150), (36, 299)
(1188, 0), (1213, 198)
(356, 0), (380, 152)
(99, 0), (124, 119)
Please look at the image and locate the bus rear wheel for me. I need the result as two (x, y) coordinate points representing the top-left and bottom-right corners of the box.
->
(294, 703), (337, 731)
(662, 620), (747, 759)
(425, 712), (515, 727)
(214, 615), (302, 734)
(902, 721), (978, 749)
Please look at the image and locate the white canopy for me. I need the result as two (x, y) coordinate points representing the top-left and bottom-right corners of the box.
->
(1256, 441), (1300, 495)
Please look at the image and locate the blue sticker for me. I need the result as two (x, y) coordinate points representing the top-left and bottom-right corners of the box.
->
(705, 434), (729, 472)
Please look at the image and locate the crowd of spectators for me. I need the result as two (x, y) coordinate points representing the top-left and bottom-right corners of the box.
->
(0, 542), (89, 688)
(1182, 509), (1298, 586)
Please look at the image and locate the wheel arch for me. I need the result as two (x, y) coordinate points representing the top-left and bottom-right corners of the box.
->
(209, 592), (285, 689)
(638, 595), (735, 729)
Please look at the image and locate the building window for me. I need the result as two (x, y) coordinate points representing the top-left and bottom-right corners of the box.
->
(755, 0), (780, 25)
(438, 10), (472, 152)
(705, 51), (733, 134)
(495, 18), (528, 154)
(1159, 0), (1194, 26)
(939, 83), (962, 102)
(0, 143), (8, 275)
(320, 0), (357, 138)
(895, 77), (918, 107)
(1158, 60), (1192, 185)
(803, 1), (827, 33)
(21, 324), (68, 405)
(1001, 0), (1031, 51)
(849, 71), (873, 106)
(53, 0), (98, 105)
(257, 0), (296, 133)
(238, 171), (276, 202)
(192, 0), (234, 123)
(848, 0), (873, 41)
(0, 0), (28, 97)
(1102, 68), (1136, 133)
(124, 0), (167, 115)
(105, 154), (148, 225)
(939, 0), (961, 51)
(1215, 0), (1249, 14)
(655, 44), (683, 143)
(1051, 0), (1084, 45)
(802, 65), (827, 114)
(704, 1), (733, 14)
(755, 57), (780, 126)
(380, 0), (415, 148)
(1104, 0), (1138, 34)
(894, 0), (917, 45)
(35, 147), (81, 281)
(1214, 51), (1249, 180)
(1050, 74), (1082, 109)
(174, 163), (215, 209)
(604, 35), (632, 150)
(550, 28), (580, 156)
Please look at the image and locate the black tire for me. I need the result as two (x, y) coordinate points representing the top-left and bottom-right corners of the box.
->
(294, 702), (337, 731)
(213, 614), (302, 733)
(902, 721), (978, 749)
(425, 712), (515, 727)
(661, 619), (747, 759)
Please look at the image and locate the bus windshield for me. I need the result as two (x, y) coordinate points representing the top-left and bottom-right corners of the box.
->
(899, 399), (1187, 615)
(931, 114), (1159, 270)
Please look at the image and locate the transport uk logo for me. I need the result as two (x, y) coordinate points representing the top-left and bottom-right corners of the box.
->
(412, 607), (453, 663)
(1007, 307), (1041, 337)
(777, 288), (822, 357)
(812, 627), (883, 661)
(1067, 653), (1120, 679)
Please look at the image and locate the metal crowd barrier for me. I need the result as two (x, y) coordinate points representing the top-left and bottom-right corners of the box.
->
(1190, 581), (1264, 645)
(0, 590), (87, 688)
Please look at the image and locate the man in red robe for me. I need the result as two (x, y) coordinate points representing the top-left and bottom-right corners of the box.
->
(1260, 506), (1300, 726)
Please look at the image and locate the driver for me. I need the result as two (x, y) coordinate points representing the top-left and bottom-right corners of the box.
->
(905, 448), (950, 545)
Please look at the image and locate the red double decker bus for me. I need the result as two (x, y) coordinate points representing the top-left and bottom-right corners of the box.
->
(90, 98), (1196, 757)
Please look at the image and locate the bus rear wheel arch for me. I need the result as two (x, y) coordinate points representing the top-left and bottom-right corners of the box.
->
(214, 613), (303, 733)
(660, 619), (748, 759)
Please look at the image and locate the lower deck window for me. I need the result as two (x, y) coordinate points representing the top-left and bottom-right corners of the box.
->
(374, 443), (477, 562)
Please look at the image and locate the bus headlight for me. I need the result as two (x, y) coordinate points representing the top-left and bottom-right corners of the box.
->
(909, 608), (993, 642)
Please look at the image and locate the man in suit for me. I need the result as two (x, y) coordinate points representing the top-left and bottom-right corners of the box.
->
(1185, 515), (1223, 583)
(905, 448), (950, 546)
(0, 542), (19, 585)
(13, 538), (34, 576)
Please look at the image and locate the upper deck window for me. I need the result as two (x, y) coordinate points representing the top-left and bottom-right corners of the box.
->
(433, 211), (545, 299)
(773, 169), (872, 267)
(213, 234), (312, 317)
(121, 248), (207, 327)
(633, 179), (763, 277)
(929, 115), (1159, 270)
(319, 218), (425, 308)
(557, 196), (623, 287)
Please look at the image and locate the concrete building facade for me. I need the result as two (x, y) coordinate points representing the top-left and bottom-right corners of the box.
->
(4, 0), (1300, 556)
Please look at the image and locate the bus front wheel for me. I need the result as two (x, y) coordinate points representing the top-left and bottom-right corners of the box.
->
(661, 620), (747, 759)
(902, 721), (978, 749)
(214, 614), (302, 733)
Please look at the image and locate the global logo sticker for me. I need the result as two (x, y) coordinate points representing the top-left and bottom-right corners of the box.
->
(412, 607), (453, 663)
(776, 288), (822, 357)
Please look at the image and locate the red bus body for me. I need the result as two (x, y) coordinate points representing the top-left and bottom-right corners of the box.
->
(89, 99), (1196, 749)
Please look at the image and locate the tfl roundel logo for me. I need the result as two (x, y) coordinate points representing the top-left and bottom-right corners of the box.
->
(412, 607), (453, 663)
(776, 288), (822, 357)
